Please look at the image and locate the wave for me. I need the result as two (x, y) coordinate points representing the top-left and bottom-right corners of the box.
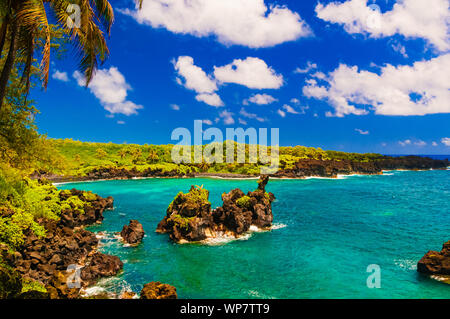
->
(201, 223), (286, 246)
(247, 289), (276, 299)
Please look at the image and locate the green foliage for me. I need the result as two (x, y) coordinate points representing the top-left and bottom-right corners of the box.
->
(236, 196), (252, 209)
(21, 278), (47, 294)
(167, 214), (193, 231)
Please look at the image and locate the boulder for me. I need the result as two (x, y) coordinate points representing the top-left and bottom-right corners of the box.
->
(120, 220), (145, 245)
(140, 281), (177, 299)
(417, 241), (450, 275)
(81, 252), (123, 286)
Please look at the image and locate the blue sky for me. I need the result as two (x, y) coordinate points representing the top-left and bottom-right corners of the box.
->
(33, 0), (450, 154)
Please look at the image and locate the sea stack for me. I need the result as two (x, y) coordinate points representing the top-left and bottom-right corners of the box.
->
(156, 175), (275, 243)
(120, 220), (145, 245)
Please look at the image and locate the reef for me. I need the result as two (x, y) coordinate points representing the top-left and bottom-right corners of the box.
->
(156, 175), (275, 243)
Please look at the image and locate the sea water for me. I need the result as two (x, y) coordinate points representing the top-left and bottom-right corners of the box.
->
(58, 169), (450, 298)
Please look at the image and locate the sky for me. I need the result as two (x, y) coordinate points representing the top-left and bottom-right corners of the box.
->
(33, 0), (450, 154)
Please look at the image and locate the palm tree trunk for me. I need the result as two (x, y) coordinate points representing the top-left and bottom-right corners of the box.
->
(0, 16), (8, 56)
(0, 22), (17, 111)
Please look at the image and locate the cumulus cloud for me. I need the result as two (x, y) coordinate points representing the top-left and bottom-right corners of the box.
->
(202, 119), (213, 125)
(52, 70), (69, 82)
(73, 67), (143, 116)
(294, 61), (317, 74)
(214, 57), (283, 89)
(121, 0), (311, 48)
(414, 140), (426, 146)
(173, 56), (223, 107)
(302, 54), (450, 117)
(282, 104), (299, 114)
(239, 108), (265, 122)
(219, 110), (235, 125)
(355, 128), (369, 135)
(170, 104), (180, 110)
(277, 109), (286, 118)
(442, 137), (450, 146)
(399, 139), (412, 146)
(195, 93), (224, 107)
(432, 141), (438, 147)
(174, 56), (218, 94)
(238, 118), (248, 125)
(244, 93), (278, 105)
(315, 0), (450, 51)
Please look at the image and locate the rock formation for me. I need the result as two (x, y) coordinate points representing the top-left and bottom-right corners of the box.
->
(157, 176), (275, 243)
(140, 281), (177, 299)
(417, 241), (450, 277)
(0, 189), (123, 298)
(120, 220), (145, 245)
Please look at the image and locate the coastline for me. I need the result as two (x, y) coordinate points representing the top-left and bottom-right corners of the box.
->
(52, 167), (450, 185)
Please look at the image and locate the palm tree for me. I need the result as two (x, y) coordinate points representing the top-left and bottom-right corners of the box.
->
(0, 0), (115, 110)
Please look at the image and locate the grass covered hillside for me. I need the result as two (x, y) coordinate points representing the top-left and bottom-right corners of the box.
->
(48, 138), (386, 178)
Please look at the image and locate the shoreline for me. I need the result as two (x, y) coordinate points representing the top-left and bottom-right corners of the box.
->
(52, 168), (449, 186)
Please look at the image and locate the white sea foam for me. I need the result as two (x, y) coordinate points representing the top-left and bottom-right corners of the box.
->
(394, 258), (417, 271)
(247, 290), (276, 299)
(271, 223), (287, 230)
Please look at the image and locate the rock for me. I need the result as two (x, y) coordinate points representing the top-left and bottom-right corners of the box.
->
(45, 271), (80, 299)
(81, 252), (123, 286)
(120, 220), (145, 245)
(157, 176), (275, 243)
(120, 291), (137, 299)
(140, 282), (177, 299)
(17, 290), (49, 299)
(417, 241), (450, 275)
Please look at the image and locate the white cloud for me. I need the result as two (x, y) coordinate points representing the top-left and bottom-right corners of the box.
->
(173, 56), (224, 107)
(294, 61), (317, 74)
(219, 110), (235, 125)
(170, 104), (180, 110)
(414, 140), (426, 146)
(174, 56), (217, 94)
(302, 54), (450, 117)
(117, 120), (125, 125)
(277, 109), (286, 118)
(214, 57), (283, 89)
(195, 93), (224, 107)
(290, 98), (300, 104)
(238, 118), (247, 125)
(52, 70), (69, 82)
(239, 108), (265, 122)
(391, 41), (408, 58)
(282, 104), (299, 114)
(73, 67), (143, 116)
(355, 128), (369, 135)
(121, 0), (311, 48)
(202, 119), (213, 125)
(442, 137), (450, 146)
(432, 141), (438, 146)
(244, 93), (278, 105)
(315, 0), (450, 51)
(399, 139), (412, 146)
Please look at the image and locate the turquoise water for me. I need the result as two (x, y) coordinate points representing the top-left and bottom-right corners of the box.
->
(58, 170), (450, 299)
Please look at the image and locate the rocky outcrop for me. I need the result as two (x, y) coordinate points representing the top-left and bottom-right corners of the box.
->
(80, 252), (123, 287)
(140, 281), (177, 299)
(157, 176), (275, 243)
(120, 220), (145, 245)
(0, 190), (123, 298)
(417, 241), (450, 276)
(0, 264), (23, 299)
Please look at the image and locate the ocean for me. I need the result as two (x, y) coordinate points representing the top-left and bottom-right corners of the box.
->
(58, 169), (450, 298)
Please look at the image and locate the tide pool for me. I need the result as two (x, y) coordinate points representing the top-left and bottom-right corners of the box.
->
(58, 170), (450, 298)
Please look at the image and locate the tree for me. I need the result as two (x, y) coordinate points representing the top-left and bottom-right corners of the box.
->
(146, 150), (159, 164)
(0, 0), (115, 110)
